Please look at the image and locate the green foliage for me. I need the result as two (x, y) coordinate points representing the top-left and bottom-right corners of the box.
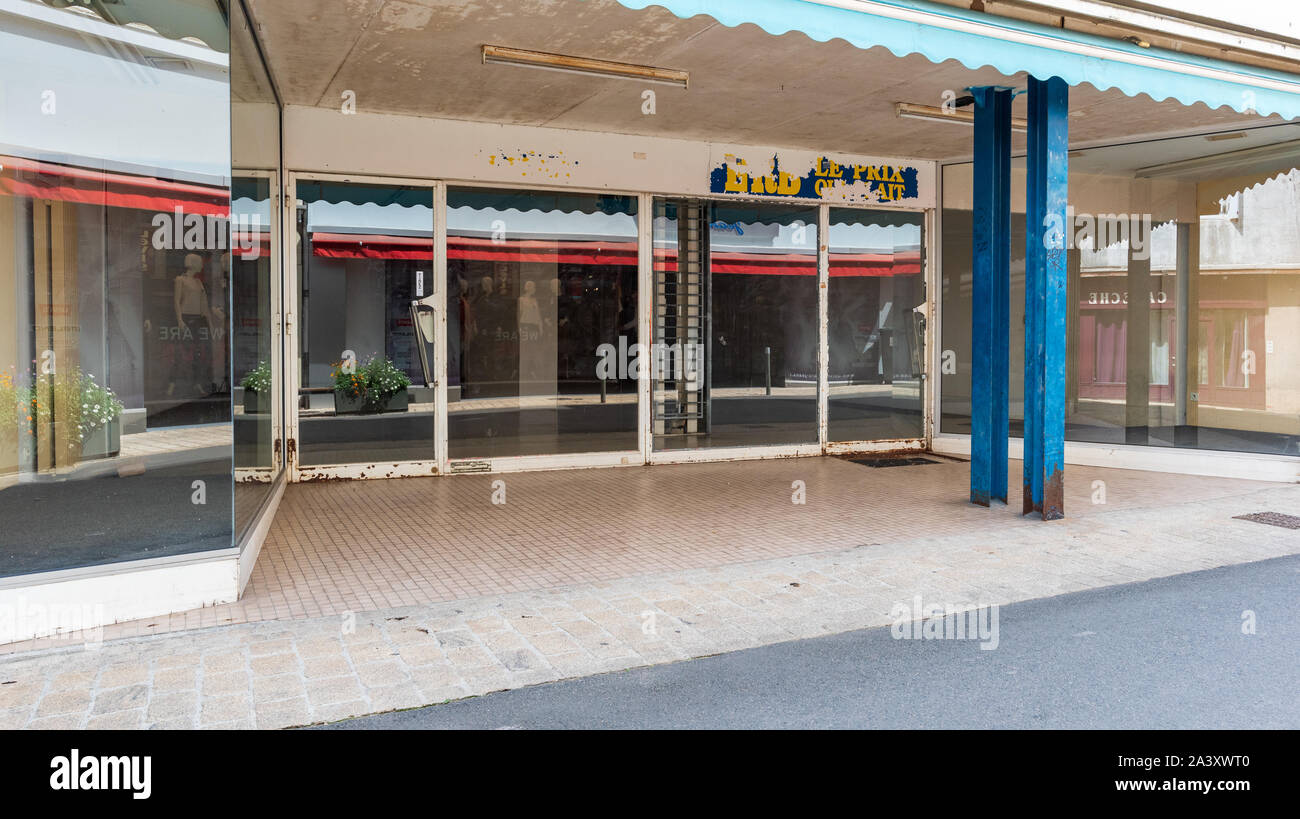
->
(1, 367), (124, 443)
(361, 356), (411, 408)
(331, 355), (410, 412)
(331, 360), (367, 400)
(240, 360), (272, 393)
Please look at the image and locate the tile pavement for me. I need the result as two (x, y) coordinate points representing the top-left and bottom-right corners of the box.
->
(0, 456), (1295, 730)
(1, 454), (1278, 652)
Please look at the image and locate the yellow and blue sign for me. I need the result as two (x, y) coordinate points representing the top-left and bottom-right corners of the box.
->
(710, 154), (920, 203)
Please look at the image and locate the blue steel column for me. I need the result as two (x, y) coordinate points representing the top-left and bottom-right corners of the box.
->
(1024, 76), (1069, 520)
(1024, 82), (1044, 515)
(970, 86), (1012, 507)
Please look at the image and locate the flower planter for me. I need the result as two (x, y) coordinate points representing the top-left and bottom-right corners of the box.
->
(373, 388), (409, 414)
(244, 389), (272, 415)
(333, 390), (366, 415)
(331, 357), (412, 414)
(81, 418), (121, 460)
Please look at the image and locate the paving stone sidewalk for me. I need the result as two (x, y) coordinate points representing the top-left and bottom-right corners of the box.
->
(1, 482), (1296, 730)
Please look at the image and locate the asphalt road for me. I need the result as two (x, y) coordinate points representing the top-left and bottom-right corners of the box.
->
(322, 553), (1300, 729)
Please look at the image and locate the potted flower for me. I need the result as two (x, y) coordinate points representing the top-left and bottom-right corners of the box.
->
(331, 360), (368, 415)
(330, 355), (411, 415)
(14, 368), (123, 463)
(240, 360), (273, 414)
(361, 355), (411, 413)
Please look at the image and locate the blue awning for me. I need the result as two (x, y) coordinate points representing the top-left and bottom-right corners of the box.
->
(605, 0), (1300, 120)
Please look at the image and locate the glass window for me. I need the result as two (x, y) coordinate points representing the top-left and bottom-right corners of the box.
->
(447, 188), (639, 459)
(231, 0), (282, 543)
(653, 200), (819, 450)
(296, 182), (435, 466)
(0, 2), (232, 577)
(231, 176), (277, 538)
(940, 119), (1300, 457)
(938, 184), (1028, 440)
(828, 208), (925, 442)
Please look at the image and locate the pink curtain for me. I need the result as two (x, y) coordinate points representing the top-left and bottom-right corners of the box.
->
(1224, 324), (1244, 387)
(1095, 319), (1127, 383)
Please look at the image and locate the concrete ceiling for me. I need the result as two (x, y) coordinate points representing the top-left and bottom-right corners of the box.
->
(239, 0), (1288, 163)
(231, 0), (274, 104)
(1068, 123), (1300, 176)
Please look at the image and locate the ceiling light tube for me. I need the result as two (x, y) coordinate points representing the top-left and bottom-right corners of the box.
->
(895, 101), (1028, 132)
(482, 45), (689, 88)
(1136, 139), (1300, 177)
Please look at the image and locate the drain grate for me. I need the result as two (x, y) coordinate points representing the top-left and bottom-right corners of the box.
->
(1233, 511), (1300, 529)
(850, 457), (940, 468)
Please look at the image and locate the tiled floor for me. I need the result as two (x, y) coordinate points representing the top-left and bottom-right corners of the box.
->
(0, 454), (1280, 654)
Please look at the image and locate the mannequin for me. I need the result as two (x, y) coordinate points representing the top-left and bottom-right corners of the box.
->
(518, 279), (542, 337)
(170, 253), (212, 398)
(472, 275), (497, 391)
(517, 279), (545, 391)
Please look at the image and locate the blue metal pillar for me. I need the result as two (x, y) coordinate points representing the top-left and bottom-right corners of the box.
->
(1024, 76), (1069, 520)
(970, 86), (1012, 507)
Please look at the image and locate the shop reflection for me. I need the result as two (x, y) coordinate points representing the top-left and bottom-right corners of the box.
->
(938, 123), (1300, 457)
(0, 156), (238, 576)
(446, 190), (640, 459)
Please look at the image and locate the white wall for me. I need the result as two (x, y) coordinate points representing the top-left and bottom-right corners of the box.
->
(283, 106), (937, 209)
(0, 0), (229, 179)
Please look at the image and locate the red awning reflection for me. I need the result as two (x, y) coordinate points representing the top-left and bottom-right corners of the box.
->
(0, 155), (230, 217)
(315, 232), (919, 276)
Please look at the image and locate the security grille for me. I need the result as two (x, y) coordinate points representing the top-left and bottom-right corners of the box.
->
(653, 200), (709, 438)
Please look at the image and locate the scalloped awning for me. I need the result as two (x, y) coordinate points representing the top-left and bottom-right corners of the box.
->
(604, 0), (1300, 120)
(38, 0), (228, 53)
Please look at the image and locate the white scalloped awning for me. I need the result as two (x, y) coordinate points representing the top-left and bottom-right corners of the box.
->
(38, 0), (228, 52)
(602, 0), (1300, 119)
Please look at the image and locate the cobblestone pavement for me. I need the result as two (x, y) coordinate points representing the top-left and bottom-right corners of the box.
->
(0, 471), (1295, 730)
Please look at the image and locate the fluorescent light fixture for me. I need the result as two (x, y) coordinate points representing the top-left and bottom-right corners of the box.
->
(482, 45), (689, 88)
(894, 102), (1028, 132)
(1137, 139), (1300, 177)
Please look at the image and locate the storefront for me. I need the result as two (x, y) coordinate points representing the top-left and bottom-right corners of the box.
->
(2, 0), (1299, 642)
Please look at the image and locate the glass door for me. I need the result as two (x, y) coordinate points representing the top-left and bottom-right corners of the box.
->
(445, 187), (640, 461)
(292, 179), (437, 469)
(232, 172), (283, 540)
(652, 199), (820, 452)
(826, 207), (926, 444)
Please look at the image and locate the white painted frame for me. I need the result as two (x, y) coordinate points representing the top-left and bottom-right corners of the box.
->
(815, 200), (935, 455)
(286, 172), (651, 480)
(642, 195), (932, 465)
(279, 162), (938, 479)
(637, 192), (654, 463)
(285, 170), (445, 482)
(232, 167), (288, 582)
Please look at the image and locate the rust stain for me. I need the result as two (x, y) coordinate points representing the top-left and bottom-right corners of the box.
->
(1023, 482), (1038, 516)
(1043, 468), (1065, 521)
